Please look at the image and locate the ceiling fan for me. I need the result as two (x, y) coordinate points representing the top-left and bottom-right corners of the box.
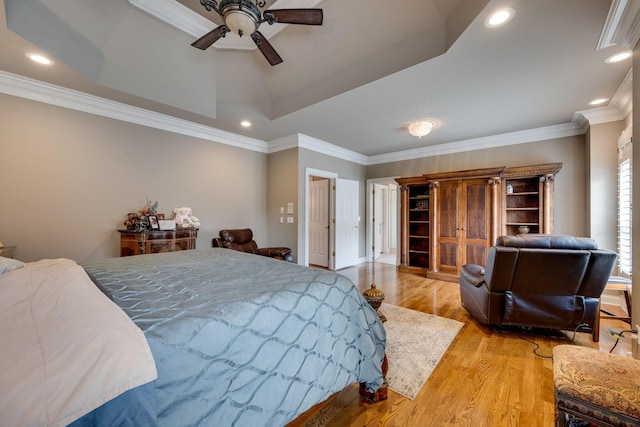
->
(191, 0), (323, 66)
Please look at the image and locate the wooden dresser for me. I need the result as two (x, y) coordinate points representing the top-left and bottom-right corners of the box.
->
(118, 229), (198, 257)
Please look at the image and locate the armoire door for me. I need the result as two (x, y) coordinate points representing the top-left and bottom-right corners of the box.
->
(436, 178), (491, 276)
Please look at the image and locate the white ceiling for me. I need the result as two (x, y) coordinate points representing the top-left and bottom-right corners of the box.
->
(0, 0), (633, 159)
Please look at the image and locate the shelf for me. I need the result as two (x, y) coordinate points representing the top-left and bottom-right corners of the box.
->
(506, 207), (539, 211)
(409, 209), (429, 212)
(410, 195), (429, 199)
(409, 220), (429, 224)
(409, 235), (429, 238)
(506, 222), (539, 226)
(409, 250), (429, 254)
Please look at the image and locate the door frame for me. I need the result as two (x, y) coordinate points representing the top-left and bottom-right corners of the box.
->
(366, 177), (401, 264)
(303, 168), (338, 268)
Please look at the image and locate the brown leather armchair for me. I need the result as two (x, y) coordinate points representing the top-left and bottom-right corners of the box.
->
(459, 234), (617, 337)
(212, 228), (293, 262)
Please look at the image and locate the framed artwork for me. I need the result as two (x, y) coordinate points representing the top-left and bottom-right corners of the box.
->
(148, 215), (160, 230)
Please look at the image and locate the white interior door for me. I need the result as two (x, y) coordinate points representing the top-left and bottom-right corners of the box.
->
(334, 178), (360, 270)
(373, 183), (383, 260)
(309, 178), (329, 267)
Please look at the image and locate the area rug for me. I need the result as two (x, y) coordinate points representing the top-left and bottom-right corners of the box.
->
(380, 303), (464, 400)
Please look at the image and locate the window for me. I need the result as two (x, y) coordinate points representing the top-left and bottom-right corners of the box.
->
(618, 135), (632, 276)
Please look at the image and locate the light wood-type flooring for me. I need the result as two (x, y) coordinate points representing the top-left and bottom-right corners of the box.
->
(287, 262), (634, 427)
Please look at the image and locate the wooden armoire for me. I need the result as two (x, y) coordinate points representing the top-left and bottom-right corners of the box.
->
(396, 163), (561, 282)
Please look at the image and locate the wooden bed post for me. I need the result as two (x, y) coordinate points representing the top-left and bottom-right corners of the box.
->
(359, 354), (389, 402)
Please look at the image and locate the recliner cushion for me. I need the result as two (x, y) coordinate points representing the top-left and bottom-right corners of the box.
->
(220, 228), (254, 244)
(496, 234), (598, 250)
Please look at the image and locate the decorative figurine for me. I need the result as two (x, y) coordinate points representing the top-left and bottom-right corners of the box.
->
(363, 283), (387, 322)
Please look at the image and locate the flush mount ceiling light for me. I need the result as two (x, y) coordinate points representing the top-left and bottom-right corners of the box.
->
(26, 53), (53, 65)
(408, 121), (433, 138)
(240, 120), (252, 127)
(485, 8), (515, 28)
(605, 51), (632, 63)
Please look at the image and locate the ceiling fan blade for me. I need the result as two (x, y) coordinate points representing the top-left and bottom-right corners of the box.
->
(191, 26), (228, 50)
(263, 9), (323, 25)
(251, 31), (283, 66)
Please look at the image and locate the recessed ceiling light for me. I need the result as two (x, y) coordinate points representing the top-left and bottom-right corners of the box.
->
(485, 8), (515, 28)
(26, 53), (53, 65)
(240, 120), (251, 127)
(605, 51), (632, 63)
(589, 98), (609, 106)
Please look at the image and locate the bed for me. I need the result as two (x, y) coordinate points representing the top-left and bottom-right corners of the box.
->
(1, 248), (386, 426)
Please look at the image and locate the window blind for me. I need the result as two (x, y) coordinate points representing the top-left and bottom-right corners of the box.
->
(618, 135), (632, 276)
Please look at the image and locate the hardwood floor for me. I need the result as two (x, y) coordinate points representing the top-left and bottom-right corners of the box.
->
(288, 262), (634, 427)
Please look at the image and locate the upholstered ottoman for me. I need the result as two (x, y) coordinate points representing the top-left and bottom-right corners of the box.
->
(553, 345), (640, 426)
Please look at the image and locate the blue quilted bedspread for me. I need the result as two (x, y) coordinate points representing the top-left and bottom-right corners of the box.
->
(82, 248), (386, 427)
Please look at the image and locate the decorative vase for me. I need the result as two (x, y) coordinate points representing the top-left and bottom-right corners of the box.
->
(363, 284), (387, 322)
(517, 225), (530, 234)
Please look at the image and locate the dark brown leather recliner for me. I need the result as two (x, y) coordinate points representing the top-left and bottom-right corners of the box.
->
(459, 234), (617, 337)
(212, 228), (293, 262)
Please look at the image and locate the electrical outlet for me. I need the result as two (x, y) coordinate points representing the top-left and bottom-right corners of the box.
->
(287, 217), (294, 224)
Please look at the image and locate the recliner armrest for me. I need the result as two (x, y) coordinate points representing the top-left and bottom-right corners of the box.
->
(258, 247), (293, 262)
(212, 237), (224, 248)
(460, 264), (486, 288)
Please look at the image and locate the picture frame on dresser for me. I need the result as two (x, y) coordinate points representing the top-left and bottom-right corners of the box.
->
(148, 215), (160, 230)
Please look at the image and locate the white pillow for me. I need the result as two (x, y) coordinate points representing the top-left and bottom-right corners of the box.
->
(0, 257), (25, 275)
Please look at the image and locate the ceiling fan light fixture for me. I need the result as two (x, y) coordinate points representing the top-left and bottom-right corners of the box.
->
(219, 0), (261, 37)
(225, 10), (258, 36)
(408, 121), (433, 138)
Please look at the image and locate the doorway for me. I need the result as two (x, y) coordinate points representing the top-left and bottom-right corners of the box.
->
(305, 169), (360, 270)
(367, 178), (400, 266)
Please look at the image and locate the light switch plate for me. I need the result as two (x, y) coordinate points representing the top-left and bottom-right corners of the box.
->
(287, 217), (294, 224)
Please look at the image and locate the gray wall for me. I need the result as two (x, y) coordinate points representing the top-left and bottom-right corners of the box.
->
(267, 148), (299, 259)
(586, 121), (625, 252)
(0, 93), (268, 262)
(0, 91), (623, 265)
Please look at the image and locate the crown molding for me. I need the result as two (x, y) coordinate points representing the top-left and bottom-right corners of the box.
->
(366, 122), (587, 166)
(128, 0), (321, 51)
(573, 106), (627, 126)
(0, 70), (268, 153)
(610, 67), (633, 118)
(0, 69), (630, 167)
(268, 133), (369, 165)
(597, 0), (640, 49)
(298, 134), (368, 165)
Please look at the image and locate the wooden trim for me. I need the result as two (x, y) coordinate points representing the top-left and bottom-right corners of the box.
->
(422, 166), (506, 181)
(503, 162), (562, 177)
